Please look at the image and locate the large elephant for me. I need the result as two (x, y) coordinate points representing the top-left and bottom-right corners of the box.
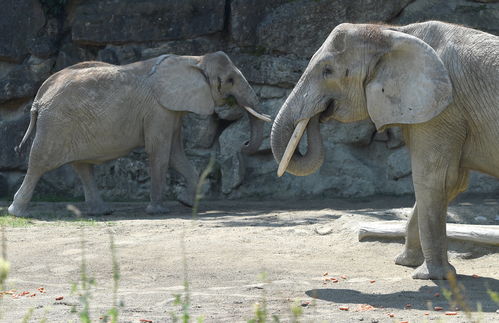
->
(271, 21), (499, 280)
(9, 51), (269, 216)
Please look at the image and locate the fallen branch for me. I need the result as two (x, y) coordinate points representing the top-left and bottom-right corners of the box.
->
(358, 221), (499, 246)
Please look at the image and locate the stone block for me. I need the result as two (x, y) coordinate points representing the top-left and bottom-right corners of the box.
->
(0, 0), (45, 62)
(71, 0), (226, 44)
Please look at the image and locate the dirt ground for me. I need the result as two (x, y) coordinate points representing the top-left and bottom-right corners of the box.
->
(1, 195), (498, 322)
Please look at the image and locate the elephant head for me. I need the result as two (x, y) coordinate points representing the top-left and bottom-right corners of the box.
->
(271, 23), (452, 176)
(151, 51), (270, 155)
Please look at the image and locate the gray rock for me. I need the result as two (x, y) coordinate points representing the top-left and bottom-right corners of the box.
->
(386, 147), (411, 180)
(218, 116), (251, 194)
(183, 113), (219, 150)
(71, 0), (226, 44)
(27, 18), (62, 59)
(315, 226), (333, 235)
(54, 41), (96, 71)
(0, 173), (8, 198)
(94, 155), (151, 201)
(0, 113), (29, 170)
(0, 58), (54, 103)
(325, 119), (376, 146)
(254, 85), (288, 99)
(31, 165), (80, 200)
(141, 36), (224, 59)
(468, 172), (499, 194)
(0, 0), (45, 62)
(256, 0), (413, 57)
(98, 45), (141, 65)
(373, 131), (389, 142)
(231, 54), (308, 87)
(220, 152), (245, 194)
(386, 127), (405, 149)
(230, 0), (289, 46)
(215, 105), (244, 121)
(395, 0), (499, 36)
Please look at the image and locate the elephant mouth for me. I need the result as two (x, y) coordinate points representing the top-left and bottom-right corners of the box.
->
(319, 99), (335, 123)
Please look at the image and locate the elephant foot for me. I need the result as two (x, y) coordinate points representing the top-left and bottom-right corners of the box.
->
(412, 261), (456, 280)
(177, 190), (195, 208)
(395, 248), (424, 267)
(7, 203), (29, 217)
(146, 203), (170, 214)
(86, 203), (112, 216)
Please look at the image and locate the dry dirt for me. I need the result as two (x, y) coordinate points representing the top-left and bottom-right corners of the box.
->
(1, 195), (498, 322)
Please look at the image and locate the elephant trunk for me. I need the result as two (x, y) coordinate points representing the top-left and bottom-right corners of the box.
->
(271, 100), (324, 176)
(233, 83), (267, 155)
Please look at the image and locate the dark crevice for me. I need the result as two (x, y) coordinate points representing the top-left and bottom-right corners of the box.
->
(223, 0), (232, 36)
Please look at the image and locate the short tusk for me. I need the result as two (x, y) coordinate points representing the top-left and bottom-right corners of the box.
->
(244, 106), (272, 123)
(277, 119), (309, 177)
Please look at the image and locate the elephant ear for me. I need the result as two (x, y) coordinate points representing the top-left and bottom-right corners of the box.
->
(151, 57), (215, 115)
(365, 30), (453, 131)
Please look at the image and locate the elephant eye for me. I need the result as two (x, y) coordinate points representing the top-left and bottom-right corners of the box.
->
(323, 66), (333, 78)
(227, 77), (234, 85)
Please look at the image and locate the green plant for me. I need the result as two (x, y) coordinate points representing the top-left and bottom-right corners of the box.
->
(0, 214), (33, 227)
(101, 232), (122, 323)
(170, 155), (215, 323)
(0, 226), (9, 320)
(68, 205), (95, 323)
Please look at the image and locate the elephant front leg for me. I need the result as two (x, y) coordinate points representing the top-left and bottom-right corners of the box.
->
(170, 129), (199, 207)
(411, 176), (457, 280)
(146, 148), (172, 214)
(395, 203), (424, 267)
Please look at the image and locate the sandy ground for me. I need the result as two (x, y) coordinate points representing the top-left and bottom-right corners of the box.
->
(0, 195), (498, 322)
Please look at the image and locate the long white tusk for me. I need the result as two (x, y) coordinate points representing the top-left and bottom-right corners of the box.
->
(277, 119), (309, 177)
(243, 106), (272, 123)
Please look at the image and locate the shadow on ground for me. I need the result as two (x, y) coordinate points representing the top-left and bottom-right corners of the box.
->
(306, 274), (499, 312)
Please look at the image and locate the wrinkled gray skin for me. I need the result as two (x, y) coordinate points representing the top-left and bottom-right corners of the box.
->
(271, 21), (499, 280)
(9, 51), (265, 216)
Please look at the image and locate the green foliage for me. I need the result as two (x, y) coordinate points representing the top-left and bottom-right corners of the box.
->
(225, 96), (238, 107)
(0, 214), (32, 227)
(487, 288), (499, 305)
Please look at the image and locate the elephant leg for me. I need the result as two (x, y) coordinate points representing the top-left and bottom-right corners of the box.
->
(395, 169), (468, 268)
(144, 113), (176, 214)
(395, 203), (424, 267)
(72, 162), (111, 215)
(170, 129), (199, 207)
(8, 168), (44, 217)
(410, 149), (468, 280)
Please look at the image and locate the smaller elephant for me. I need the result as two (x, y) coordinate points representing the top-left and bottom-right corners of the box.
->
(9, 51), (270, 216)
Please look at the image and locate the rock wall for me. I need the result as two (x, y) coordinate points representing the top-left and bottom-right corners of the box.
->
(0, 0), (498, 201)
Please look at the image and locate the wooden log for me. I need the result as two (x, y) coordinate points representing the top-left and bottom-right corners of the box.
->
(358, 221), (499, 246)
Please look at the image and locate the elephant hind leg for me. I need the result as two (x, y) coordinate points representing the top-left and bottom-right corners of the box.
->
(72, 162), (111, 215)
(8, 168), (44, 217)
(8, 136), (65, 217)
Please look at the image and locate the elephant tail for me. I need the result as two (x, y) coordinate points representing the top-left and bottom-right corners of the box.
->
(15, 104), (38, 155)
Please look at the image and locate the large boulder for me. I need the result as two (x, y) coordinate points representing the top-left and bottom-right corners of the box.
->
(229, 0), (289, 46)
(71, 0), (226, 45)
(231, 54), (308, 87)
(0, 57), (54, 104)
(0, 113), (30, 170)
(0, 0), (45, 62)
(395, 0), (499, 36)
(256, 0), (413, 57)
